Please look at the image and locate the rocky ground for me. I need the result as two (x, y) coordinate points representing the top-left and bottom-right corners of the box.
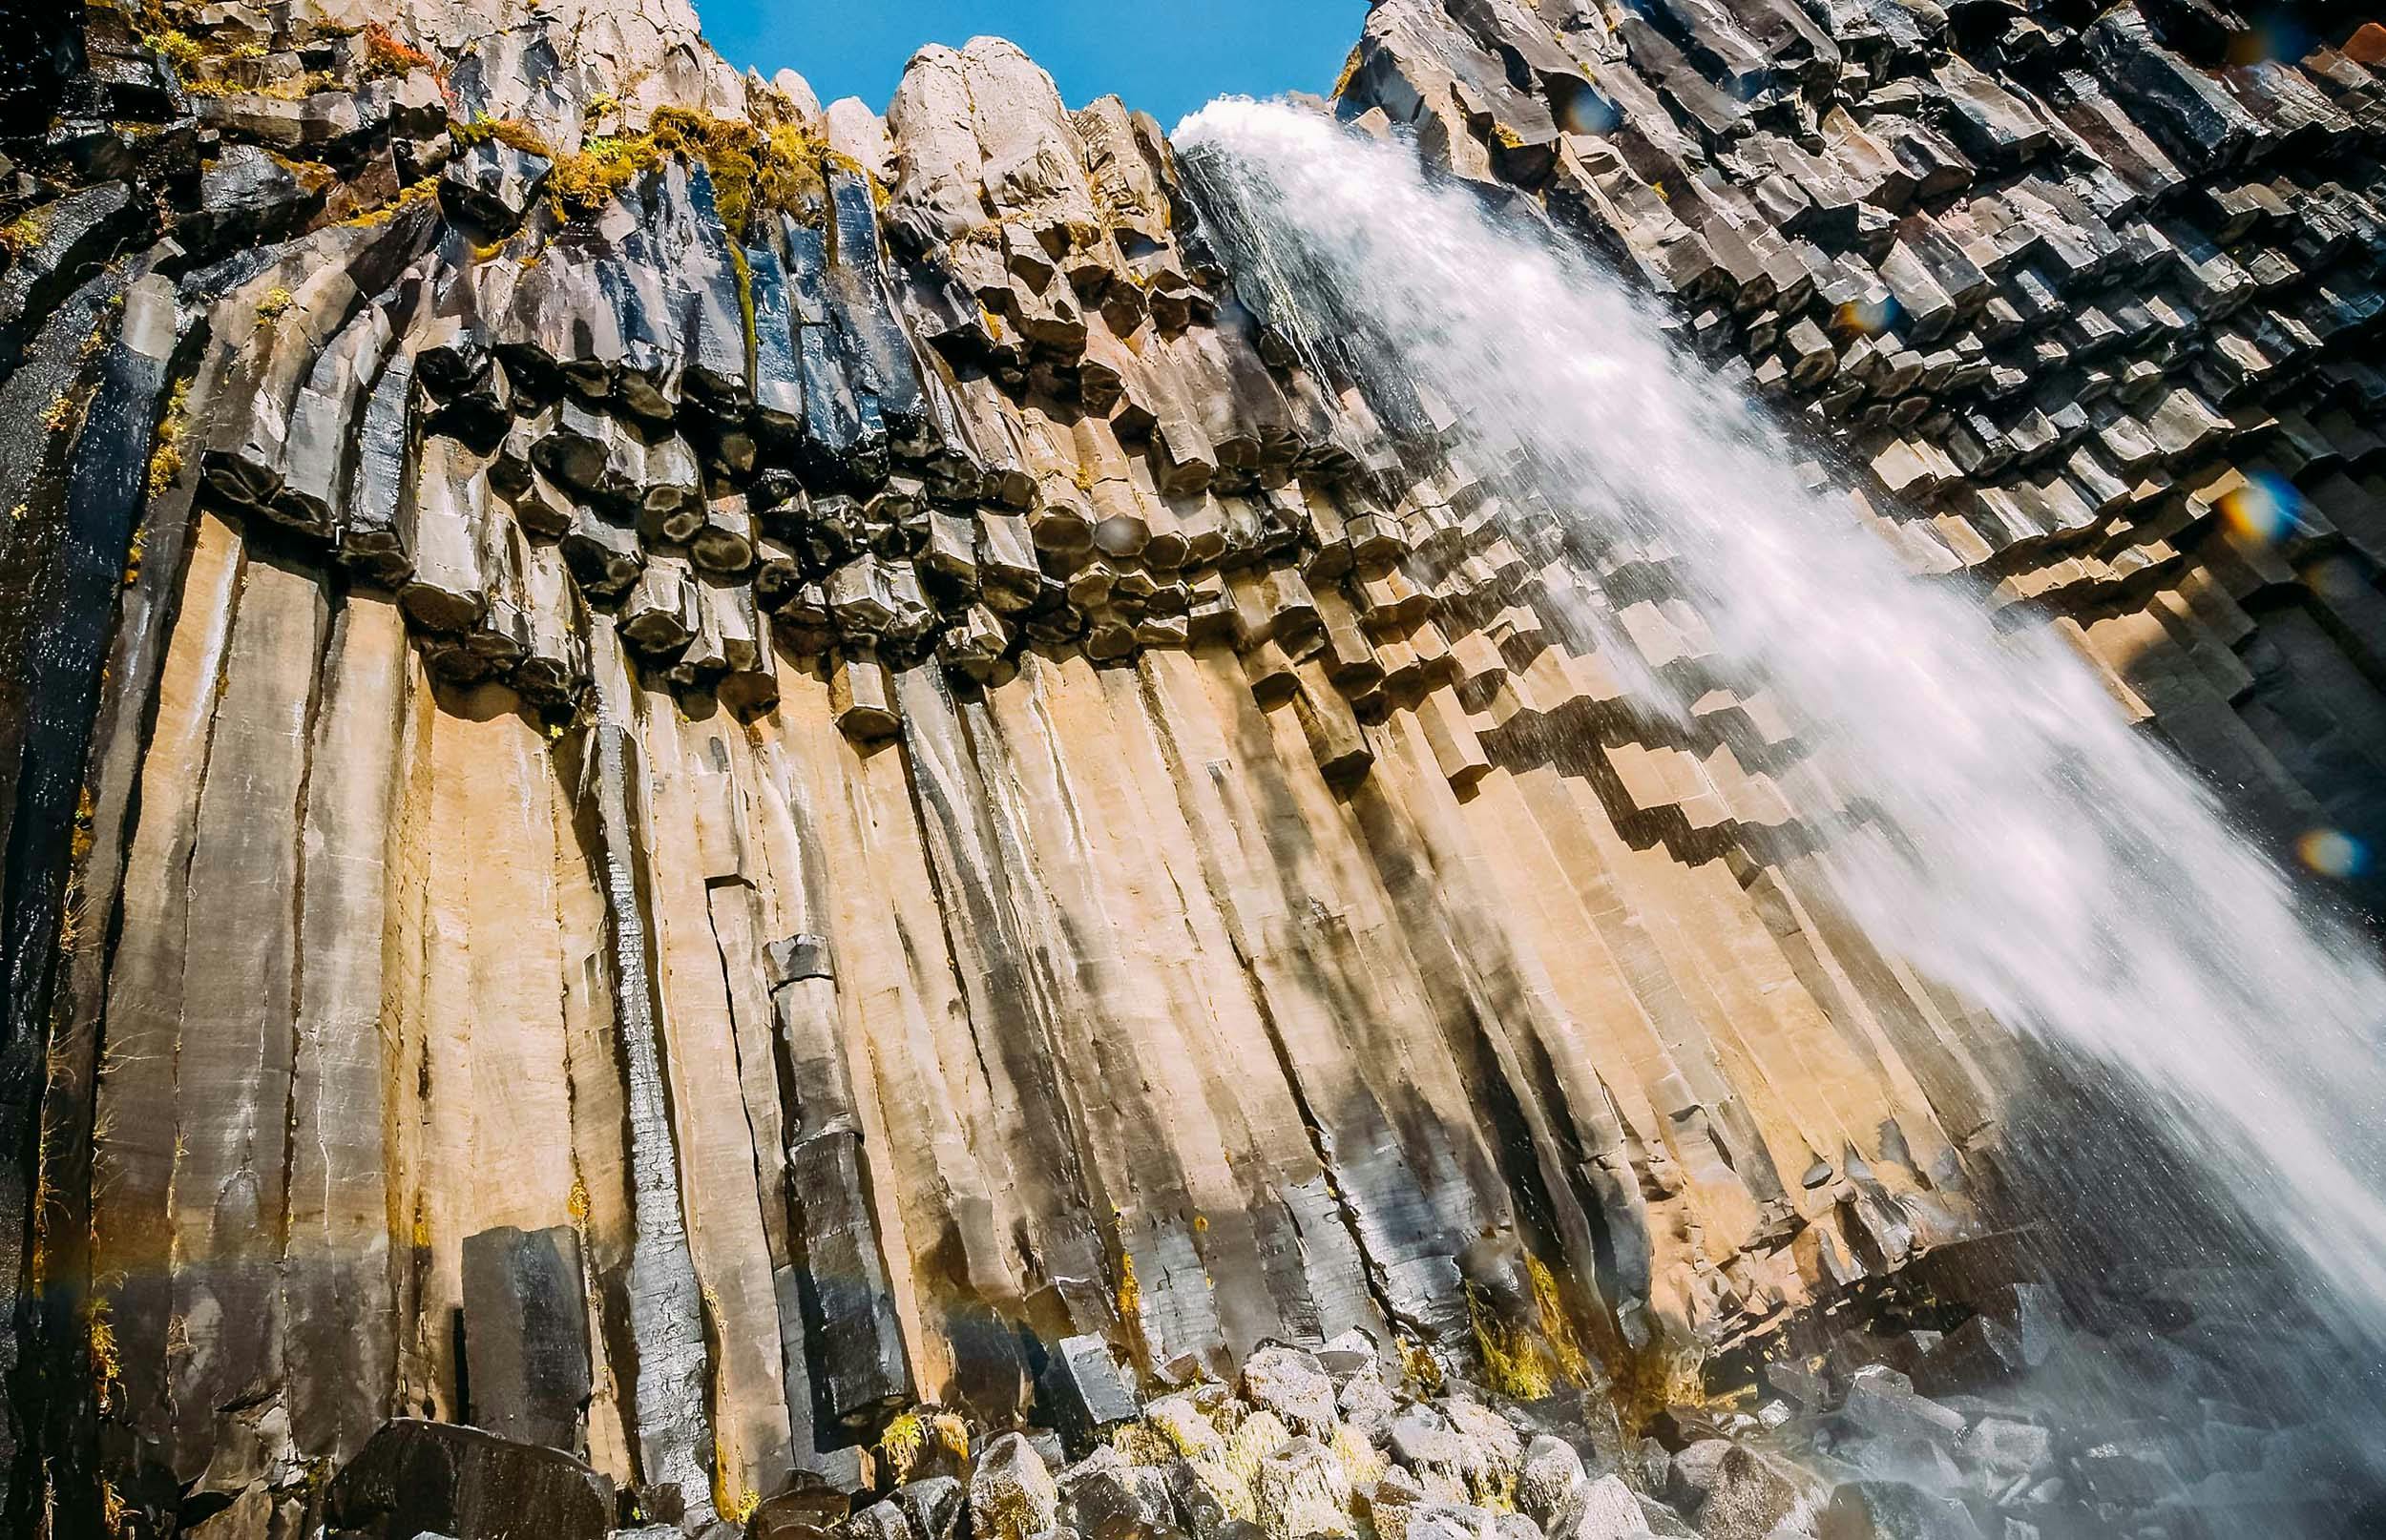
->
(305, 1258), (2386, 1540)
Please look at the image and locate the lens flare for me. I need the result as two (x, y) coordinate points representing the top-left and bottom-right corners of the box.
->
(2219, 469), (2304, 546)
(1835, 294), (1897, 337)
(2299, 828), (2373, 880)
(2227, 10), (2316, 64)
(1557, 86), (1621, 137)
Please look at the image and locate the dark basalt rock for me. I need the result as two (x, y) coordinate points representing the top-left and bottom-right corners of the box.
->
(322, 1419), (615, 1540)
(1037, 1335), (1141, 1455)
(460, 1224), (594, 1454)
(441, 138), (555, 236)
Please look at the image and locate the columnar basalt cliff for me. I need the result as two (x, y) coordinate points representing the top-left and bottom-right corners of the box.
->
(0, 0), (2381, 1536)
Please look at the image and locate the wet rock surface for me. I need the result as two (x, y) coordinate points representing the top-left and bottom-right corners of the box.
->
(0, 0), (2380, 1536)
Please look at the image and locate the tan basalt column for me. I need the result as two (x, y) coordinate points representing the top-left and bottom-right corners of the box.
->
(285, 597), (410, 1463)
(978, 653), (1245, 1369)
(1101, 658), (1384, 1357)
(1386, 730), (1685, 1324)
(549, 743), (639, 1485)
(168, 553), (329, 1485)
(92, 513), (246, 1470)
(1133, 653), (1387, 1350)
(897, 671), (1113, 1273)
(761, 655), (995, 1413)
(1351, 709), (1631, 1362)
(379, 641), (440, 1416)
(630, 684), (796, 1500)
(568, 628), (718, 1521)
(1141, 646), (1499, 1349)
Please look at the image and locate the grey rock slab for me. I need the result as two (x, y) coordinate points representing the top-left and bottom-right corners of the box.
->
(459, 1224), (593, 1454)
(897, 1477), (967, 1540)
(1547, 1474), (1651, 1540)
(787, 1130), (911, 1426)
(1043, 1334), (1142, 1453)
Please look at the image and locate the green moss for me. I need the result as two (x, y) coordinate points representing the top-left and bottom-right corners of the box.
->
(880, 1411), (927, 1483)
(453, 114), (554, 157)
(545, 132), (663, 219)
(546, 108), (836, 234)
(1527, 1255), (1595, 1387)
(1, 210), (51, 261)
(1331, 43), (1365, 100)
(338, 176), (439, 229)
(1468, 1275), (1560, 1401)
(1395, 1335), (1445, 1394)
(146, 29), (205, 74)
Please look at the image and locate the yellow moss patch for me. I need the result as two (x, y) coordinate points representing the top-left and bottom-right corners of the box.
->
(222, 70), (340, 102)
(254, 286), (295, 326)
(1527, 1255), (1594, 1387)
(1609, 1339), (1706, 1438)
(545, 132), (664, 219)
(1115, 1245), (1143, 1330)
(883, 1411), (922, 1478)
(147, 374), (190, 499)
(546, 108), (836, 236)
(88, 1296), (121, 1396)
(650, 108), (827, 238)
(1113, 1422), (1177, 1467)
(1468, 1282), (1552, 1402)
(1223, 1407), (1290, 1491)
(1, 212), (48, 261)
(1396, 1335), (1445, 1395)
(339, 176), (440, 229)
(147, 29), (205, 74)
(453, 114), (554, 157)
(1330, 1423), (1386, 1488)
(1331, 43), (1366, 101)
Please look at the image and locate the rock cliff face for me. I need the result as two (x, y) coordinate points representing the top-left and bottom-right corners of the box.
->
(0, 0), (2379, 1535)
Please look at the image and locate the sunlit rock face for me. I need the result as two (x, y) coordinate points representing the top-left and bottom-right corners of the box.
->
(0, 0), (2379, 1534)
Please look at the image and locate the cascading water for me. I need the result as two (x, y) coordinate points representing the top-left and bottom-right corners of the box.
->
(1178, 97), (2386, 1489)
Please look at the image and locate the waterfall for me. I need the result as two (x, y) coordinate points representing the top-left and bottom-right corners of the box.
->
(1176, 100), (2386, 1391)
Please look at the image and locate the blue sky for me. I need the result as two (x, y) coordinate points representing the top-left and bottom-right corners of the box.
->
(697, 1), (1369, 130)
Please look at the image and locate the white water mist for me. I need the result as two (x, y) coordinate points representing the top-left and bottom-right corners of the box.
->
(1177, 100), (2386, 1347)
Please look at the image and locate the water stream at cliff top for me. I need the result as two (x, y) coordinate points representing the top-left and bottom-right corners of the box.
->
(1176, 100), (2386, 1406)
